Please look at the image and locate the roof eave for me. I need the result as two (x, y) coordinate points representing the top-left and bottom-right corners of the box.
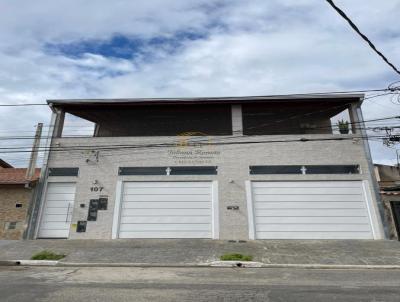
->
(47, 93), (365, 107)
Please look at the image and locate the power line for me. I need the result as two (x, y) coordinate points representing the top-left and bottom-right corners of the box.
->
(325, 0), (400, 76)
(0, 115), (398, 142)
(0, 135), (390, 154)
(0, 103), (48, 107)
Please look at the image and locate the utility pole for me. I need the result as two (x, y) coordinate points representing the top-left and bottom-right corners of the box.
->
(25, 123), (43, 183)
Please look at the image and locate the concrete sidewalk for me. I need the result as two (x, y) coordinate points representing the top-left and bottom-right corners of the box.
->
(1, 239), (400, 266)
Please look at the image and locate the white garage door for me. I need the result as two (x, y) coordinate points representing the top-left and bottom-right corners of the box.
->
(250, 181), (374, 239)
(118, 182), (213, 238)
(38, 182), (76, 238)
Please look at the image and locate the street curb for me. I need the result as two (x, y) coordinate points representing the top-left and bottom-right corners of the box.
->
(17, 260), (59, 266)
(260, 264), (400, 270)
(0, 261), (19, 266)
(56, 262), (400, 269)
(57, 262), (210, 268)
(2, 260), (400, 270)
(0, 260), (59, 266)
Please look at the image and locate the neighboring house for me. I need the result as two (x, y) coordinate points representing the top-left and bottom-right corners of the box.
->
(28, 94), (386, 240)
(374, 164), (400, 240)
(0, 160), (40, 239)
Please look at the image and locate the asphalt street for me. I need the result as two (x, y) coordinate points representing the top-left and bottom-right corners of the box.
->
(0, 266), (399, 301)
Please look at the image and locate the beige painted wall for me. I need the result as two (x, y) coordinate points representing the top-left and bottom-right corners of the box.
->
(37, 133), (383, 240)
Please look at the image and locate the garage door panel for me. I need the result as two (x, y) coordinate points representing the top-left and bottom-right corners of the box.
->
(119, 223), (211, 232)
(44, 193), (75, 201)
(251, 181), (374, 239)
(124, 182), (210, 188)
(119, 231), (211, 239)
(38, 229), (71, 238)
(254, 194), (365, 202)
(255, 209), (369, 217)
(253, 187), (362, 195)
(256, 223), (371, 232)
(122, 194), (211, 202)
(253, 182), (362, 188)
(122, 201), (211, 209)
(42, 214), (71, 222)
(40, 222), (71, 230)
(43, 207), (70, 215)
(119, 182), (213, 239)
(254, 201), (366, 209)
(45, 200), (74, 207)
(255, 216), (371, 224)
(121, 208), (211, 216)
(255, 232), (373, 239)
(46, 186), (76, 194)
(121, 216), (211, 224)
(123, 187), (211, 195)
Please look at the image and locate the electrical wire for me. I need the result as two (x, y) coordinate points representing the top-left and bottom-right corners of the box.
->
(325, 0), (400, 76)
(0, 134), (390, 154)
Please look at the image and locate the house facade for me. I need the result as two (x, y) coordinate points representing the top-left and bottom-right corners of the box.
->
(28, 94), (386, 240)
(374, 164), (400, 240)
(0, 160), (40, 239)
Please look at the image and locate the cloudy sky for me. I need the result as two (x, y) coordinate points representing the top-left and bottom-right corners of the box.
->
(0, 0), (399, 167)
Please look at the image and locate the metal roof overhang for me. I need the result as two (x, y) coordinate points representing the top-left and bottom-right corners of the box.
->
(47, 94), (364, 108)
(47, 94), (363, 124)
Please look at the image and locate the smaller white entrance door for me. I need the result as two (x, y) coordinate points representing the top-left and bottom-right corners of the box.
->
(38, 182), (76, 238)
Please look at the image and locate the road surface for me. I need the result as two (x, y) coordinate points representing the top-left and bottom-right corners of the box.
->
(0, 266), (399, 301)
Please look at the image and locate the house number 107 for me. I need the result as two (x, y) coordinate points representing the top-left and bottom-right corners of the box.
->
(90, 187), (104, 192)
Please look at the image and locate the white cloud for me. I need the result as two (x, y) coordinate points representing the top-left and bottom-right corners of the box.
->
(0, 0), (399, 166)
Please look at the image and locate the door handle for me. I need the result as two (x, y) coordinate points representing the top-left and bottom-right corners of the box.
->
(66, 203), (71, 223)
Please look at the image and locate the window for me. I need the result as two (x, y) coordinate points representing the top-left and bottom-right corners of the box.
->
(305, 165), (360, 174)
(48, 167), (79, 177)
(250, 165), (303, 174)
(119, 166), (218, 175)
(119, 167), (168, 175)
(250, 165), (360, 175)
(6, 222), (18, 230)
(170, 166), (217, 175)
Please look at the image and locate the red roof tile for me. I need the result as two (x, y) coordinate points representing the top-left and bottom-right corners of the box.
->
(0, 168), (40, 185)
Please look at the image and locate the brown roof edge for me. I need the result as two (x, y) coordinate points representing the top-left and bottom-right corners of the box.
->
(0, 168), (40, 185)
(0, 158), (13, 168)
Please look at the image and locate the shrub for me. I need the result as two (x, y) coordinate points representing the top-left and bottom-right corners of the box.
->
(31, 250), (66, 260)
(220, 253), (253, 261)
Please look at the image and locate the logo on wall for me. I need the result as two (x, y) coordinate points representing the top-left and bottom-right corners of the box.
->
(167, 131), (221, 164)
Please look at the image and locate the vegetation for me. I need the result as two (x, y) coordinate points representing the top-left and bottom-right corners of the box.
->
(337, 119), (349, 134)
(31, 250), (66, 260)
(220, 253), (253, 261)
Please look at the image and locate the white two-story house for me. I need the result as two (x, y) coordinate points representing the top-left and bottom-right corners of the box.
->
(27, 94), (386, 240)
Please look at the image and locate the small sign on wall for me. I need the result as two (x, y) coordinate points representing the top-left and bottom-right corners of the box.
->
(88, 199), (99, 221)
(77, 221), (87, 232)
(98, 197), (108, 210)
